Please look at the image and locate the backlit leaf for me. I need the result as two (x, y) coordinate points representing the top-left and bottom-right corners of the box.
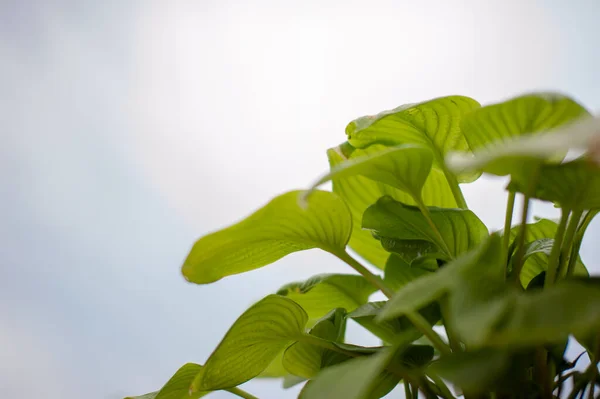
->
(125, 363), (207, 399)
(276, 274), (376, 322)
(182, 190), (351, 284)
(191, 295), (307, 391)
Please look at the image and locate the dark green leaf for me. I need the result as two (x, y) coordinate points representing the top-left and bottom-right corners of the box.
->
(191, 295), (307, 391)
(125, 363), (207, 399)
(363, 196), (488, 259)
(182, 190), (351, 284)
(276, 274), (376, 322)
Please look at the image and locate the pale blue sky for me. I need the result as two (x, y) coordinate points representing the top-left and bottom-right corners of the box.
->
(1, 1), (599, 398)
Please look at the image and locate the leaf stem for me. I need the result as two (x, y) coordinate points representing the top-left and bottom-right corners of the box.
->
(544, 210), (570, 288)
(502, 191), (516, 276)
(442, 167), (468, 209)
(428, 371), (456, 399)
(557, 209), (583, 280)
(511, 193), (532, 288)
(417, 200), (453, 257)
(567, 210), (598, 277)
(336, 251), (452, 356)
(440, 296), (461, 353)
(225, 387), (261, 399)
(336, 251), (394, 298)
(404, 381), (412, 399)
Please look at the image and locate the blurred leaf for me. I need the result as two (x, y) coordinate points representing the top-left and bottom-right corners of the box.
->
(384, 254), (432, 292)
(378, 235), (498, 321)
(306, 144), (433, 203)
(125, 363), (207, 399)
(327, 142), (457, 269)
(348, 301), (440, 345)
(509, 158), (600, 210)
(490, 280), (600, 347)
(298, 348), (399, 399)
(461, 92), (589, 151)
(363, 196), (488, 259)
(282, 375), (306, 389)
(191, 295), (307, 391)
(182, 190), (351, 284)
(430, 349), (510, 395)
(283, 309), (347, 379)
(509, 219), (588, 287)
(276, 274), (376, 322)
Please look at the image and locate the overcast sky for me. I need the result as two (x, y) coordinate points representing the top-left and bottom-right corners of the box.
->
(1, 1), (599, 398)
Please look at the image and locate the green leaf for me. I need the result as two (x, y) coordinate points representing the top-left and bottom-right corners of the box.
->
(282, 309), (347, 379)
(489, 280), (600, 347)
(384, 254), (432, 292)
(276, 274), (376, 322)
(182, 190), (352, 284)
(125, 363), (207, 399)
(305, 144), (433, 203)
(327, 142), (457, 269)
(378, 235), (499, 321)
(461, 92), (589, 151)
(299, 348), (399, 399)
(509, 158), (600, 210)
(363, 196), (488, 259)
(430, 349), (510, 395)
(508, 218), (588, 287)
(346, 95), (480, 179)
(348, 301), (440, 345)
(191, 295), (307, 391)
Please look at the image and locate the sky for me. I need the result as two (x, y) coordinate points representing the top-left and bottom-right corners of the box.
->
(1, 1), (599, 398)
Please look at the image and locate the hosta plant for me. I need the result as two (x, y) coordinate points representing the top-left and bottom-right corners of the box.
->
(127, 93), (600, 399)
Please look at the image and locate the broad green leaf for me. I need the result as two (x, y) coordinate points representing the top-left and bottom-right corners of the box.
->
(378, 235), (498, 321)
(509, 158), (600, 210)
(430, 349), (510, 395)
(345, 95), (481, 183)
(363, 196), (488, 259)
(447, 235), (510, 347)
(191, 295), (307, 391)
(384, 254), (432, 292)
(489, 280), (600, 347)
(182, 190), (351, 284)
(125, 363), (207, 399)
(305, 144), (433, 203)
(461, 92), (589, 151)
(276, 274), (376, 322)
(283, 309), (346, 379)
(349, 301), (440, 345)
(299, 348), (398, 399)
(378, 237), (445, 265)
(327, 142), (457, 269)
(508, 218), (588, 287)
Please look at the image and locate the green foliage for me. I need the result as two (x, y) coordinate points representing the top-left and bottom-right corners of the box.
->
(127, 92), (600, 399)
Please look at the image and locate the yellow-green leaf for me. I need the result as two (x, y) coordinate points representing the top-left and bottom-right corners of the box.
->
(182, 190), (352, 284)
(125, 363), (207, 399)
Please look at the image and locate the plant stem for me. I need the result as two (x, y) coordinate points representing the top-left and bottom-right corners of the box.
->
(404, 381), (412, 399)
(511, 193), (532, 288)
(336, 251), (394, 298)
(440, 296), (461, 352)
(567, 210), (598, 277)
(443, 167), (468, 209)
(337, 251), (453, 356)
(535, 347), (551, 399)
(502, 191), (516, 277)
(417, 200), (452, 257)
(544, 210), (570, 288)
(428, 371), (456, 399)
(225, 387), (261, 399)
(407, 311), (452, 356)
(557, 209), (583, 280)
